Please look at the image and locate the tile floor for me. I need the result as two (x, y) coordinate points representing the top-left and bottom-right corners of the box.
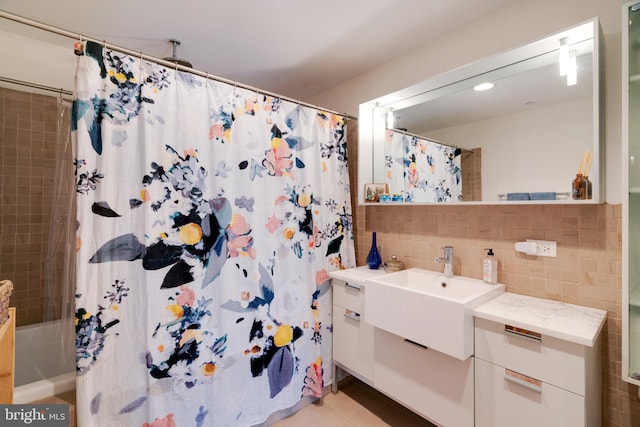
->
(272, 377), (435, 427)
(32, 389), (76, 427)
(32, 376), (435, 427)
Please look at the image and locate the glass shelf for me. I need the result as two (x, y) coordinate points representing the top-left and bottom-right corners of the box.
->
(624, 1), (640, 387)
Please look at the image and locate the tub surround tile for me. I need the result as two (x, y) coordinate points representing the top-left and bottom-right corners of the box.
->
(0, 87), (72, 326)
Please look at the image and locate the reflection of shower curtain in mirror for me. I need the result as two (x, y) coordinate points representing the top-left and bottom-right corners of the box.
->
(384, 129), (462, 203)
(72, 41), (355, 426)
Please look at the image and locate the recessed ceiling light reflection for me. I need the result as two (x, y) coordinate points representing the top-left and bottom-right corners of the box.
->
(473, 82), (495, 91)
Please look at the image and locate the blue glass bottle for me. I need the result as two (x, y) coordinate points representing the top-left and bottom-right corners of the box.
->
(366, 232), (382, 269)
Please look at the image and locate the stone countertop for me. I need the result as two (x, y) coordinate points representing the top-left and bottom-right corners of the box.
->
(328, 266), (388, 287)
(472, 292), (607, 347)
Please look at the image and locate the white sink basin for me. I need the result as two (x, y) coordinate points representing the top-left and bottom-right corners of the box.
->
(364, 268), (504, 360)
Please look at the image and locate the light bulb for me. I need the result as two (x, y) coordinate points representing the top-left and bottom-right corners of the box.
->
(473, 82), (494, 91)
(566, 50), (577, 86)
(386, 110), (394, 128)
(559, 37), (569, 77)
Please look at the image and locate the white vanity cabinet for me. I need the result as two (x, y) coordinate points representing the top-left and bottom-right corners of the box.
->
(329, 267), (385, 385)
(330, 266), (475, 426)
(473, 293), (606, 427)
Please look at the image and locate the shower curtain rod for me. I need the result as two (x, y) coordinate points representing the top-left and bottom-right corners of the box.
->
(0, 10), (357, 120)
(388, 127), (474, 154)
(0, 75), (73, 97)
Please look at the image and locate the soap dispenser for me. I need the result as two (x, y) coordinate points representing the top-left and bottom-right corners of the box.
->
(483, 248), (498, 285)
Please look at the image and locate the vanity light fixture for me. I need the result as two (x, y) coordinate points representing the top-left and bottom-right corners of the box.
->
(386, 109), (395, 128)
(473, 82), (494, 91)
(559, 38), (577, 86)
(566, 50), (577, 86)
(559, 37), (569, 76)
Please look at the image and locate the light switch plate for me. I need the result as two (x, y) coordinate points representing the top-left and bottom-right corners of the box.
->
(526, 239), (557, 257)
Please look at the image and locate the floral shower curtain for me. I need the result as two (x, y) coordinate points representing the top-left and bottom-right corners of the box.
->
(72, 41), (354, 426)
(385, 129), (462, 202)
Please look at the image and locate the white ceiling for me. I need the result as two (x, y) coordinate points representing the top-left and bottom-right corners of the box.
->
(0, 0), (521, 100)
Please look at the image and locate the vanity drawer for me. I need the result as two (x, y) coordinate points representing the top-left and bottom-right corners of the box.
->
(474, 317), (586, 395)
(475, 357), (585, 427)
(373, 328), (474, 427)
(333, 305), (374, 380)
(332, 279), (365, 312)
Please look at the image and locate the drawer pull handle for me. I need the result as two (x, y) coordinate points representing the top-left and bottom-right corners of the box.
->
(344, 282), (361, 291)
(504, 369), (542, 393)
(404, 339), (428, 350)
(343, 310), (360, 321)
(504, 325), (542, 342)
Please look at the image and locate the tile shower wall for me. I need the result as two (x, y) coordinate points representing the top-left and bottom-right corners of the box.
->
(461, 148), (481, 202)
(346, 122), (638, 426)
(0, 86), (67, 327)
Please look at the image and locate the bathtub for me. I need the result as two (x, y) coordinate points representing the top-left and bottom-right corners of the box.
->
(13, 319), (76, 404)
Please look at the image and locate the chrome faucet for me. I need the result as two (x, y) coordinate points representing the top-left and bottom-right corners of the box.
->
(435, 246), (453, 277)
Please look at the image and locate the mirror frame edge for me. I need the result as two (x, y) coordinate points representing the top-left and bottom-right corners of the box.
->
(357, 17), (603, 206)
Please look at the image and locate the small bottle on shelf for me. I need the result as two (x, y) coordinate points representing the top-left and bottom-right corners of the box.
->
(585, 176), (592, 199)
(572, 173), (587, 200)
(482, 249), (498, 285)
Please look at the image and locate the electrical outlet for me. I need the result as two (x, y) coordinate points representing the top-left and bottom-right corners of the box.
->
(526, 239), (557, 257)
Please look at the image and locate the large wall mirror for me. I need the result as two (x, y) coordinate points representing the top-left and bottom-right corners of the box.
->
(358, 18), (602, 205)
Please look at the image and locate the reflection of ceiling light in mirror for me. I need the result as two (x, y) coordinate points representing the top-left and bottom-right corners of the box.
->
(566, 50), (577, 86)
(473, 82), (494, 91)
(386, 110), (394, 128)
(559, 37), (569, 76)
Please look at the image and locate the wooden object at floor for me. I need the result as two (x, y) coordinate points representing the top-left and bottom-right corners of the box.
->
(0, 307), (16, 404)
